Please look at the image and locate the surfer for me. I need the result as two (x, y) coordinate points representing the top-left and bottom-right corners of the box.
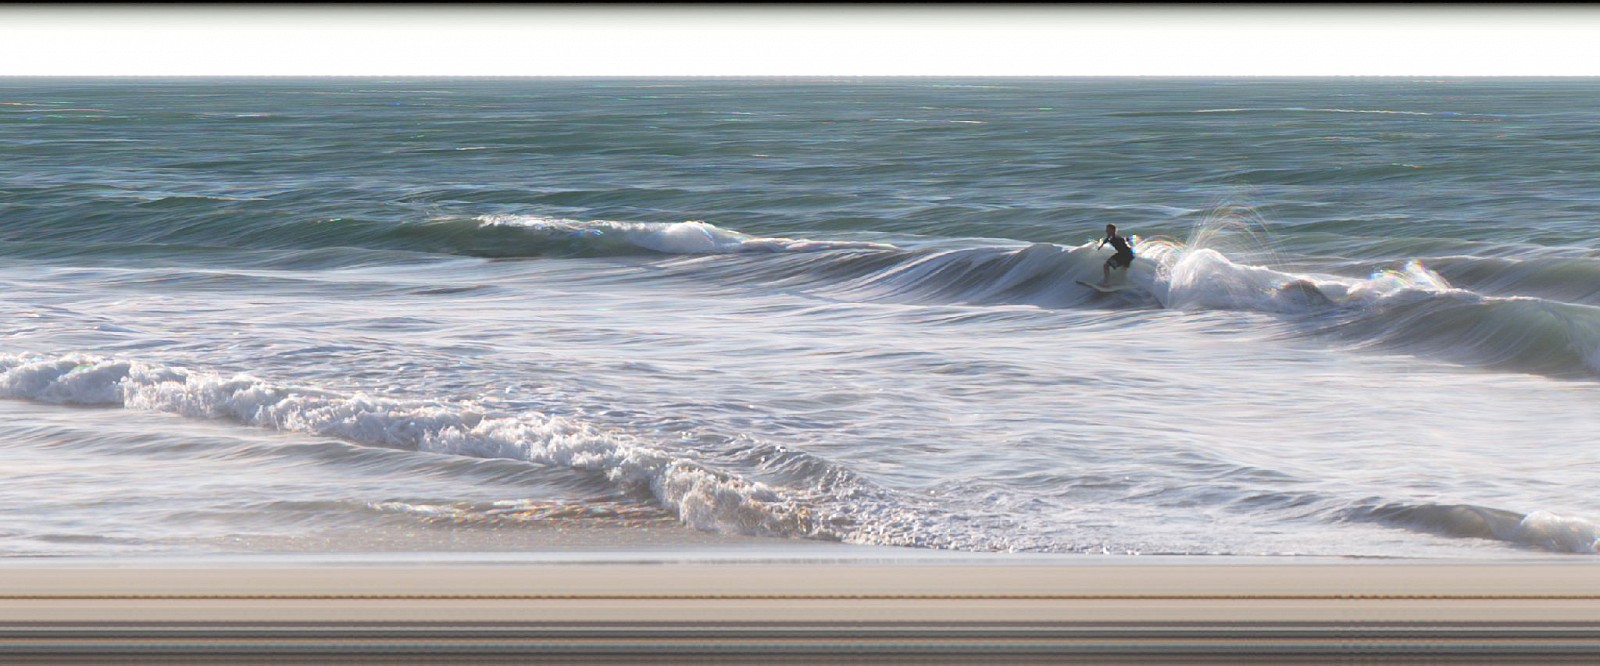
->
(1097, 223), (1135, 286)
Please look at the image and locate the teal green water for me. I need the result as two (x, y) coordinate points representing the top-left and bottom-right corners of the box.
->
(0, 78), (1597, 558)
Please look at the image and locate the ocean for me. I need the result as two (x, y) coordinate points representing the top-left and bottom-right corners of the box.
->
(1, 77), (1597, 560)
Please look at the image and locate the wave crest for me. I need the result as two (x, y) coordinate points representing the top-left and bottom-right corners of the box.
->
(475, 215), (896, 256)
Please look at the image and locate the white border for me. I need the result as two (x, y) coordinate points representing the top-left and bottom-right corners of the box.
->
(0, 4), (1597, 77)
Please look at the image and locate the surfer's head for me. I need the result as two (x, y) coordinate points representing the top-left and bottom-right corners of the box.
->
(1105, 224), (1117, 236)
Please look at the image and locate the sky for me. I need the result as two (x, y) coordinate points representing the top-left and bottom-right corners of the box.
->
(0, 5), (1597, 77)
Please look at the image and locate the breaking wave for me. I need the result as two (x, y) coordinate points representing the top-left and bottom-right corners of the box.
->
(0, 353), (1051, 552)
(655, 234), (1600, 380)
(0, 353), (821, 540)
(1348, 503), (1600, 554)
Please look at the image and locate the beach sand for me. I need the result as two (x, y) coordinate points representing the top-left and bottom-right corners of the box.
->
(3, 556), (1599, 662)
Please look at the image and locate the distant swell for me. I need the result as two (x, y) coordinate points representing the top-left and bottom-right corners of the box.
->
(1109, 107), (1497, 119)
(0, 212), (896, 261)
(308, 214), (895, 259)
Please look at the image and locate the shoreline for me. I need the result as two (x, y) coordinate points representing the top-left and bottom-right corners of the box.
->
(0, 546), (1578, 568)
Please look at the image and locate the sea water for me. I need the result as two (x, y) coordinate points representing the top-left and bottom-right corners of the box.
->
(1, 77), (1597, 559)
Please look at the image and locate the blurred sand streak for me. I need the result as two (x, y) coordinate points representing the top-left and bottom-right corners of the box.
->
(3, 563), (1599, 623)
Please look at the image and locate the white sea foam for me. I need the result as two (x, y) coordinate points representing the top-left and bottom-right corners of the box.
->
(0, 352), (1060, 554)
(477, 215), (896, 255)
(1135, 238), (1459, 314)
(0, 353), (817, 540)
(1504, 511), (1600, 554)
(0, 352), (1084, 552)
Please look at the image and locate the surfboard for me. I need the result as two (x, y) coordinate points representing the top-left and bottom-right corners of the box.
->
(1081, 280), (1132, 292)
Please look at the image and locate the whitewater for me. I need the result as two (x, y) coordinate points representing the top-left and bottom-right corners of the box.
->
(1, 77), (1597, 559)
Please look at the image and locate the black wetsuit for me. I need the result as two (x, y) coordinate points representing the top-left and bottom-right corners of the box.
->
(1103, 234), (1134, 269)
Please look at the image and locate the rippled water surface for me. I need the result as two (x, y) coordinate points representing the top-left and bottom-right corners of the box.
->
(1, 77), (1598, 559)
